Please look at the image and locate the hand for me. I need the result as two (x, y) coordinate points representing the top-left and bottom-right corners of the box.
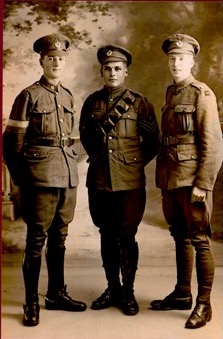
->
(191, 186), (207, 203)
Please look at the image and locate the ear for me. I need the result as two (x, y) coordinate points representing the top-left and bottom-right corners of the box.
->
(125, 68), (128, 77)
(100, 68), (103, 77)
(39, 58), (44, 68)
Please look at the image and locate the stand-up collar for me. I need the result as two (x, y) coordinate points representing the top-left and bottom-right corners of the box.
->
(174, 74), (195, 92)
(38, 76), (61, 92)
(103, 84), (127, 100)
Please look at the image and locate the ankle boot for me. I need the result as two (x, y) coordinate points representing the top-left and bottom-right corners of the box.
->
(23, 302), (40, 326)
(185, 285), (212, 328)
(150, 289), (193, 310)
(91, 285), (123, 310)
(45, 285), (87, 312)
(122, 288), (139, 316)
(185, 303), (212, 329)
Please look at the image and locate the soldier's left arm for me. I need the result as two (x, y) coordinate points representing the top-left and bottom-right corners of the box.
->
(194, 86), (223, 191)
(137, 96), (161, 166)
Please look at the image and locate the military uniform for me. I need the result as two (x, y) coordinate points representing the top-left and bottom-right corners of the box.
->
(79, 44), (160, 315)
(151, 33), (223, 329)
(3, 34), (86, 327)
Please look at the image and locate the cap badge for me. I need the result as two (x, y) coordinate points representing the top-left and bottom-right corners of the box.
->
(106, 50), (113, 56)
(176, 41), (184, 48)
(55, 41), (61, 49)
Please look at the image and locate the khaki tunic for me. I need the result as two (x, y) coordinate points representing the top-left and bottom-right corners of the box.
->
(3, 76), (79, 188)
(79, 87), (160, 191)
(156, 74), (223, 191)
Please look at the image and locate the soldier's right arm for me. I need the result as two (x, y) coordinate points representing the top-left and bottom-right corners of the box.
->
(79, 94), (104, 160)
(3, 91), (30, 186)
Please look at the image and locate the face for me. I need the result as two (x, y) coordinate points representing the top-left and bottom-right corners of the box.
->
(101, 61), (128, 88)
(40, 54), (66, 81)
(168, 53), (194, 83)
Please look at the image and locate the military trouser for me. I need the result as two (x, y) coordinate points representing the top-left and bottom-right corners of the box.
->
(161, 187), (214, 304)
(88, 188), (146, 292)
(20, 185), (77, 304)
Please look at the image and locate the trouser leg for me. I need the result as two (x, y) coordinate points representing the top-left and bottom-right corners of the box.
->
(174, 238), (194, 294)
(45, 187), (76, 298)
(20, 186), (59, 303)
(192, 232), (214, 304)
(100, 230), (121, 288)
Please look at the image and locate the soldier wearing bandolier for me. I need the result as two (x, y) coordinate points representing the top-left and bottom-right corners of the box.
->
(150, 34), (223, 329)
(79, 45), (160, 316)
(3, 34), (87, 327)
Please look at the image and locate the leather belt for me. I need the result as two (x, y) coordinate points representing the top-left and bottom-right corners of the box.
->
(163, 136), (196, 146)
(28, 137), (75, 148)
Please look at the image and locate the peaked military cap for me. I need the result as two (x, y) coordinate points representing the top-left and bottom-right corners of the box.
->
(33, 34), (71, 56)
(97, 45), (132, 66)
(162, 33), (200, 56)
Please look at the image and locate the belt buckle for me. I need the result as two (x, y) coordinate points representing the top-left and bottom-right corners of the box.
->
(163, 136), (178, 146)
(61, 138), (68, 148)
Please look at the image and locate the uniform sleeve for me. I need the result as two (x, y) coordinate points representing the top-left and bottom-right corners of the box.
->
(3, 91), (31, 186)
(194, 87), (223, 190)
(138, 96), (161, 166)
(79, 95), (104, 160)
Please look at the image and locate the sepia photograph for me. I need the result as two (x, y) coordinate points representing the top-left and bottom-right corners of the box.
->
(2, 1), (223, 338)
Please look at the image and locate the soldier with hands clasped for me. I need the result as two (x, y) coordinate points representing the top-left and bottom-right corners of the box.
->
(79, 45), (160, 316)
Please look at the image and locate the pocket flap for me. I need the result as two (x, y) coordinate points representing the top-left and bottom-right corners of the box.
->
(174, 104), (195, 113)
(118, 150), (143, 164)
(33, 104), (55, 114)
(24, 149), (49, 159)
(177, 145), (199, 161)
(63, 105), (75, 114)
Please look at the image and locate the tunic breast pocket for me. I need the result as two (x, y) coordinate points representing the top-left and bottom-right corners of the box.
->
(174, 104), (196, 133)
(31, 103), (56, 135)
(118, 110), (138, 138)
(63, 105), (75, 134)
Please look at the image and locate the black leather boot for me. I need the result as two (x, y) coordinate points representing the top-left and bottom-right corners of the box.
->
(121, 241), (139, 316)
(185, 303), (212, 329)
(91, 285), (123, 310)
(185, 285), (212, 329)
(92, 232), (122, 310)
(45, 247), (65, 299)
(150, 238), (193, 311)
(22, 253), (41, 326)
(122, 288), (139, 316)
(45, 285), (87, 311)
(23, 302), (40, 326)
(45, 247), (87, 311)
(150, 289), (192, 310)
